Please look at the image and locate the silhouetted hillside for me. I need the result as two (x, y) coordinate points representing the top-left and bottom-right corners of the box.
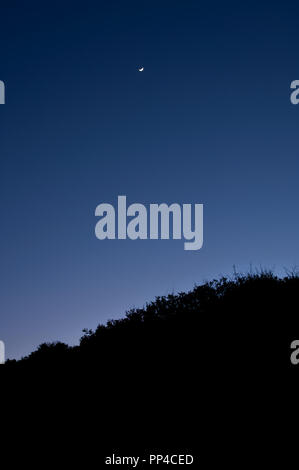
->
(4, 270), (299, 376)
(3, 271), (299, 463)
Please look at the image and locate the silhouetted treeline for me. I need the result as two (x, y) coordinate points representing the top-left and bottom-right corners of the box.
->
(3, 271), (299, 461)
(4, 270), (299, 375)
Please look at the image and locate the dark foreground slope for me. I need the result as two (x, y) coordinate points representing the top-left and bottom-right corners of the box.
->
(3, 272), (299, 465)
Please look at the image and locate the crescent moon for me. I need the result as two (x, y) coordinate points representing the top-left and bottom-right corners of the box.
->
(138, 67), (144, 72)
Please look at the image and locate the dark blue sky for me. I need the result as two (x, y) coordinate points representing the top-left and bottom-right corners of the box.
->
(1, 1), (299, 359)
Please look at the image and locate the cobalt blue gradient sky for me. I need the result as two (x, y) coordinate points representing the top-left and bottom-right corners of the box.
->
(1, 1), (299, 359)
